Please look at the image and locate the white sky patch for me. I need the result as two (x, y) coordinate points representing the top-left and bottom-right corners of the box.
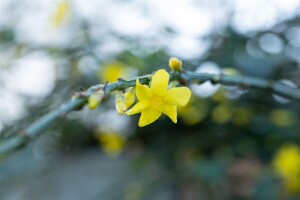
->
(72, 0), (107, 20)
(147, 1), (213, 37)
(168, 36), (211, 59)
(231, 0), (300, 33)
(259, 33), (284, 54)
(77, 56), (99, 75)
(0, 0), (15, 27)
(0, 91), (25, 123)
(14, 0), (75, 46)
(285, 26), (300, 47)
(5, 53), (56, 97)
(94, 38), (126, 59)
(107, 3), (154, 36)
(191, 62), (221, 98)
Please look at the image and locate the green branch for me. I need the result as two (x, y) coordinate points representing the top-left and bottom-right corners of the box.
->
(1, 70), (299, 157)
(181, 71), (300, 100)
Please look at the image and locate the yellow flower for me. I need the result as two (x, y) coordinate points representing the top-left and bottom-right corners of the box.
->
(272, 143), (300, 194)
(115, 88), (135, 115)
(178, 97), (208, 126)
(100, 63), (126, 83)
(169, 57), (182, 72)
(126, 69), (191, 127)
(95, 132), (125, 157)
(270, 109), (296, 127)
(51, 0), (71, 28)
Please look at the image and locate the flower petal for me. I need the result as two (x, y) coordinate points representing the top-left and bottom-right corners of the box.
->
(159, 104), (177, 123)
(138, 108), (161, 127)
(124, 89), (135, 108)
(150, 69), (169, 96)
(163, 87), (192, 106)
(126, 101), (149, 115)
(136, 79), (151, 101)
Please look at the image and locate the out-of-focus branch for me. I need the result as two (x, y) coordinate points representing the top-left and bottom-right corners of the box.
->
(0, 75), (151, 156)
(180, 71), (300, 100)
(1, 70), (300, 157)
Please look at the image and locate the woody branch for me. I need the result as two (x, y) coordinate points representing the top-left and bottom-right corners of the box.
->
(0, 70), (299, 156)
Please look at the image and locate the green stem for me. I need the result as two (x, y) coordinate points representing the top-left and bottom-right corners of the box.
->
(1, 71), (299, 156)
(181, 72), (300, 100)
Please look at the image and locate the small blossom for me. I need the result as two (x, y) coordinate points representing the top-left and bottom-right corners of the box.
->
(169, 57), (182, 72)
(88, 90), (105, 110)
(126, 69), (191, 127)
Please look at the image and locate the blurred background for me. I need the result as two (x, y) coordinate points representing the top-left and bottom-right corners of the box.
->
(1, 0), (300, 199)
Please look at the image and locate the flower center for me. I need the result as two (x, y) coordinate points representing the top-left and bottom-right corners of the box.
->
(151, 96), (162, 108)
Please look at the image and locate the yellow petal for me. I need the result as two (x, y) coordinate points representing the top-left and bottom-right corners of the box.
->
(163, 87), (192, 106)
(138, 109), (161, 127)
(150, 69), (169, 96)
(159, 104), (177, 123)
(126, 101), (149, 115)
(124, 88), (135, 108)
(136, 79), (151, 101)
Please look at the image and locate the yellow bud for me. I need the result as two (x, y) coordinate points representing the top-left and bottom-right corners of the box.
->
(88, 90), (104, 110)
(169, 57), (182, 72)
(115, 92), (127, 115)
(115, 88), (135, 115)
(116, 101), (127, 115)
(222, 68), (240, 76)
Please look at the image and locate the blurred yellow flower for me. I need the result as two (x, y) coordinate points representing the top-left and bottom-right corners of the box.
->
(211, 104), (233, 124)
(178, 97), (208, 126)
(270, 109), (296, 127)
(126, 69), (191, 127)
(212, 88), (228, 103)
(272, 143), (300, 194)
(95, 132), (125, 157)
(233, 108), (252, 126)
(51, 0), (70, 28)
(100, 63), (127, 83)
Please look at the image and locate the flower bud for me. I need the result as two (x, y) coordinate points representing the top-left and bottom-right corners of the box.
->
(115, 91), (127, 115)
(88, 90), (105, 110)
(222, 68), (240, 76)
(115, 88), (135, 115)
(169, 57), (182, 72)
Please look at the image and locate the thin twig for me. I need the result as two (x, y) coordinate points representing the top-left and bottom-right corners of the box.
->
(1, 71), (299, 156)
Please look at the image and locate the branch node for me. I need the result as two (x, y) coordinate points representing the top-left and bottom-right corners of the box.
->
(211, 75), (221, 85)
